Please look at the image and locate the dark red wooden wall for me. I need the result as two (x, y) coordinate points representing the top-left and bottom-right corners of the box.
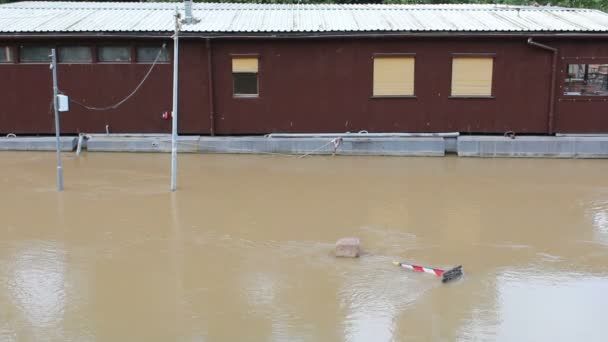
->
(0, 36), (607, 135)
(554, 38), (608, 134)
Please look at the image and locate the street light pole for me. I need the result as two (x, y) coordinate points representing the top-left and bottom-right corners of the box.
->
(171, 10), (180, 192)
(50, 48), (64, 192)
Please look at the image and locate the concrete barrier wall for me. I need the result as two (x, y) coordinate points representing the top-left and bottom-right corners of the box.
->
(198, 137), (445, 156)
(0, 137), (77, 151)
(2, 135), (608, 158)
(457, 136), (608, 158)
(87, 136), (200, 152)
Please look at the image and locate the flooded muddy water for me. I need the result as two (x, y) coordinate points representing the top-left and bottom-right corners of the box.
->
(1, 152), (608, 341)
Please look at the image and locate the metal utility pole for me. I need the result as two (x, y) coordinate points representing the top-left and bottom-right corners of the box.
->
(50, 49), (64, 192)
(171, 10), (180, 192)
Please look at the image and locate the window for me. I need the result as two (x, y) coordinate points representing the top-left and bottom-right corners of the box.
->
(137, 46), (169, 63)
(373, 56), (415, 96)
(451, 57), (494, 97)
(58, 46), (92, 63)
(98, 46), (131, 62)
(564, 64), (608, 96)
(232, 57), (258, 96)
(20, 46), (52, 63)
(0, 46), (13, 63)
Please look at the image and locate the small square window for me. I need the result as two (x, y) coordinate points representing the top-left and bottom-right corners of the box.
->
(373, 56), (415, 96)
(137, 46), (169, 63)
(98, 46), (131, 62)
(233, 73), (258, 96)
(451, 57), (494, 97)
(0, 46), (13, 63)
(232, 57), (259, 97)
(58, 46), (92, 63)
(564, 64), (608, 96)
(20, 46), (52, 63)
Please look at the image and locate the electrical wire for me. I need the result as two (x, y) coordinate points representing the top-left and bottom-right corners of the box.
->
(297, 138), (341, 158)
(67, 43), (167, 111)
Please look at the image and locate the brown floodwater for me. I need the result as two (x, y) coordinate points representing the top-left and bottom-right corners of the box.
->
(1, 151), (607, 341)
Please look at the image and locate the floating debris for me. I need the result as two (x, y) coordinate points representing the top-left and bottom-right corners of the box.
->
(393, 261), (463, 283)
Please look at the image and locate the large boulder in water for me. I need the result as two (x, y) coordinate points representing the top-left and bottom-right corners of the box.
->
(335, 237), (361, 258)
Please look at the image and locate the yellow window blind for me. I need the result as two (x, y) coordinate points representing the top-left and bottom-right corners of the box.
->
(232, 57), (258, 73)
(451, 57), (493, 96)
(373, 57), (415, 96)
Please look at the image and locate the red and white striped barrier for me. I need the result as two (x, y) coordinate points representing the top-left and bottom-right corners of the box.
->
(393, 261), (444, 276)
(393, 261), (463, 283)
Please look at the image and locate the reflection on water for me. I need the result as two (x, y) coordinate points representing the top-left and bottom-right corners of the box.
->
(341, 257), (437, 342)
(2, 242), (66, 341)
(9, 243), (66, 327)
(584, 197), (608, 246)
(592, 210), (608, 247)
(0, 152), (607, 341)
(593, 211), (608, 233)
(462, 270), (608, 342)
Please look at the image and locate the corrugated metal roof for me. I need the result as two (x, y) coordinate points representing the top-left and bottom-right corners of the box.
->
(1, 1), (608, 34)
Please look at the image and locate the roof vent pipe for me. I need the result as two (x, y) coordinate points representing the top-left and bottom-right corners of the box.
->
(184, 0), (193, 24)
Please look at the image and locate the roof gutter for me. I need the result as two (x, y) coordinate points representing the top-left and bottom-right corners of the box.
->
(527, 37), (558, 135)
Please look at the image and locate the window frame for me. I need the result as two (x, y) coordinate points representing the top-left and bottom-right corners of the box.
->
(231, 53), (260, 98)
(97, 45), (133, 64)
(560, 58), (608, 102)
(449, 53), (496, 99)
(135, 44), (171, 64)
(0, 46), (14, 64)
(57, 45), (94, 64)
(19, 45), (53, 64)
(370, 53), (417, 99)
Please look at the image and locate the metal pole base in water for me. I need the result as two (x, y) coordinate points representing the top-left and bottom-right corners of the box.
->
(56, 166), (63, 191)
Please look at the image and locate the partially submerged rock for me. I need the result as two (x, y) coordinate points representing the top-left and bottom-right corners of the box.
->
(335, 237), (361, 257)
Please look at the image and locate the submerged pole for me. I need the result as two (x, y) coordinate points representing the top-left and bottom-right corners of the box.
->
(50, 49), (63, 191)
(171, 11), (180, 192)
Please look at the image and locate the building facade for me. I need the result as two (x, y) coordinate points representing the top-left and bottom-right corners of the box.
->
(1, 2), (608, 135)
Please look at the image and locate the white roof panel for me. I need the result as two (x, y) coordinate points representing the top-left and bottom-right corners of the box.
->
(1, 2), (608, 34)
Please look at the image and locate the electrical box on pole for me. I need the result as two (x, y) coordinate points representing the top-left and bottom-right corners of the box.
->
(57, 95), (69, 112)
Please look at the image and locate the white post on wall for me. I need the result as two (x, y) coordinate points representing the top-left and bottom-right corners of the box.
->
(50, 48), (64, 192)
(171, 10), (180, 192)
